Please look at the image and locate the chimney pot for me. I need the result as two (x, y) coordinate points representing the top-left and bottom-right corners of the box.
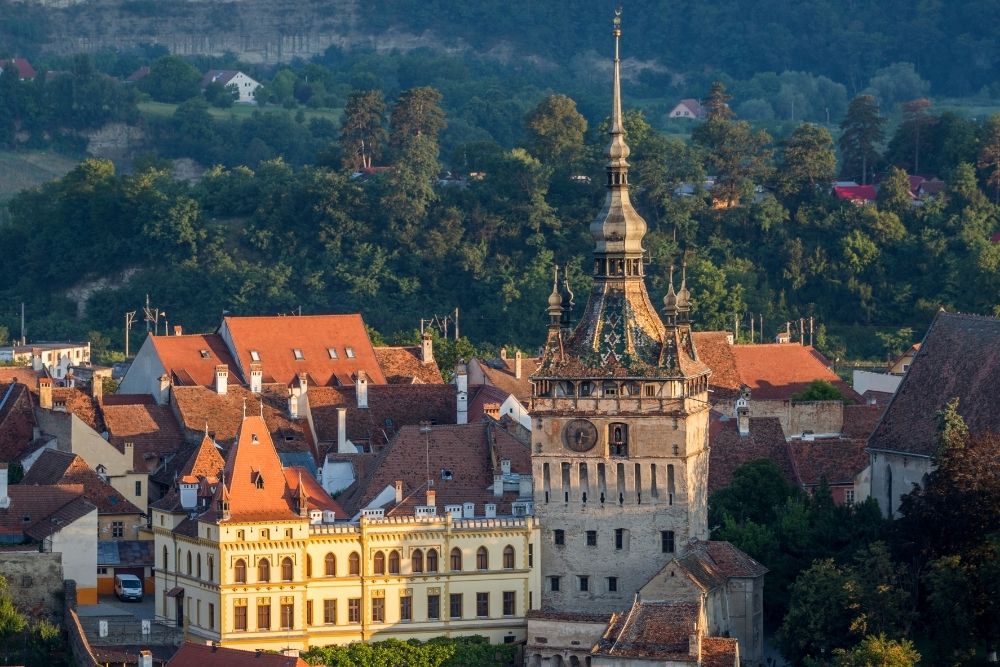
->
(426, 488), (436, 508)
(38, 378), (52, 410)
(514, 350), (522, 380)
(394, 480), (403, 504)
(157, 374), (171, 406)
(337, 407), (349, 453)
(214, 364), (228, 395)
(455, 362), (468, 425)
(421, 332), (434, 364)
(139, 650), (153, 667)
(173, 325), (182, 336)
(92, 375), (103, 401)
(356, 370), (368, 409)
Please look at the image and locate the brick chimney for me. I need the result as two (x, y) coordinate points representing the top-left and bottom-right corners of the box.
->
(173, 325), (183, 336)
(421, 332), (434, 363)
(737, 405), (750, 437)
(356, 370), (368, 409)
(499, 347), (507, 361)
(91, 375), (103, 401)
(514, 350), (522, 380)
(214, 364), (228, 395)
(0, 463), (9, 509)
(249, 363), (263, 394)
(38, 377), (52, 410)
(426, 488), (436, 508)
(455, 362), (468, 425)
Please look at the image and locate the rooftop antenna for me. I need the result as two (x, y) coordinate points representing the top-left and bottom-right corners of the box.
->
(420, 421), (432, 492)
(124, 310), (137, 357)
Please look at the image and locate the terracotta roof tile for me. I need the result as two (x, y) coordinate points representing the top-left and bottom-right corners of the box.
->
(842, 404), (884, 439)
(221, 415), (298, 521)
(309, 384), (456, 452)
(0, 484), (93, 539)
(869, 312), (1000, 457)
(48, 387), (104, 432)
(692, 332), (740, 399)
(152, 333), (239, 387)
(0, 383), (36, 461)
(708, 414), (794, 493)
(787, 439), (868, 487)
(168, 642), (308, 667)
(0, 368), (43, 385)
(23, 450), (142, 515)
(597, 600), (700, 660)
(373, 346), (444, 384)
(480, 356), (540, 404)
(730, 344), (859, 401)
(222, 314), (386, 387)
(701, 637), (739, 667)
(468, 384), (513, 422)
(101, 402), (184, 472)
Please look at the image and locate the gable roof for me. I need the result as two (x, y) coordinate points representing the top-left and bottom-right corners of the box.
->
(596, 599), (700, 661)
(221, 314), (386, 387)
(730, 344), (858, 401)
(834, 185), (876, 202)
(868, 311), (1000, 457)
(702, 637), (739, 667)
(672, 540), (768, 594)
(46, 387), (104, 433)
(786, 438), (868, 487)
(199, 70), (254, 88)
(23, 450), (142, 515)
(101, 401), (184, 472)
(151, 333), (240, 387)
(373, 346), (444, 384)
(0, 383), (36, 461)
(168, 642), (307, 667)
(708, 414), (794, 493)
(0, 58), (36, 80)
(477, 355), (539, 404)
(691, 332), (740, 399)
(468, 384), (513, 422)
(308, 384), (456, 452)
(0, 484), (96, 541)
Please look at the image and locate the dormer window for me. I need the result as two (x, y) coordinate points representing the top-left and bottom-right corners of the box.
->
(250, 350), (261, 361)
(345, 347), (355, 358)
(293, 348), (304, 360)
(327, 348), (338, 359)
(251, 434), (259, 444)
(199, 350), (211, 359)
(253, 471), (264, 489)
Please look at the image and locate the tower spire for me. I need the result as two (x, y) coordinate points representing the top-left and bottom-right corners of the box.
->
(608, 7), (628, 165)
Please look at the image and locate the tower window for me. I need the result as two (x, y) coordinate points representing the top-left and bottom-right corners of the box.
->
(586, 531), (597, 547)
(553, 529), (565, 546)
(578, 576), (590, 592)
(549, 576), (561, 592)
(610, 423), (629, 457)
(661, 530), (676, 553)
(607, 576), (618, 592)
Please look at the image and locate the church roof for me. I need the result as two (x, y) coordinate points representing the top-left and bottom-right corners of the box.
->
(596, 599), (700, 661)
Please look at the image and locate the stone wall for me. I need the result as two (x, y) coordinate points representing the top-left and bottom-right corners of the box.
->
(749, 399), (843, 437)
(0, 550), (64, 619)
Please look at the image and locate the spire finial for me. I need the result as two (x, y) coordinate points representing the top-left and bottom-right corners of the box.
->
(608, 6), (628, 158)
(548, 266), (563, 328)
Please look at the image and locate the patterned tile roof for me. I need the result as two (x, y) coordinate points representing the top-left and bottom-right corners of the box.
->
(0, 383), (36, 461)
(23, 450), (142, 515)
(167, 642), (308, 667)
(101, 402), (184, 472)
(596, 600), (699, 660)
(373, 346), (444, 384)
(308, 384), (456, 452)
(730, 344), (859, 401)
(842, 404), (884, 439)
(221, 314), (386, 387)
(787, 438), (869, 487)
(151, 333), (240, 387)
(868, 312), (1000, 457)
(0, 368), (43, 385)
(708, 414), (794, 494)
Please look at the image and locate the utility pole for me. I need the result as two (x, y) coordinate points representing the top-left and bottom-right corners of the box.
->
(125, 311), (137, 357)
(750, 313), (755, 344)
(809, 316), (814, 347)
(733, 313), (739, 342)
(453, 307), (460, 341)
(20, 303), (25, 346)
(799, 318), (805, 345)
(760, 314), (764, 343)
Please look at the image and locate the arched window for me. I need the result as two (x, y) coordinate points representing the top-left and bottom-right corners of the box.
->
(234, 558), (246, 584)
(305, 555), (312, 578)
(450, 547), (462, 571)
(503, 545), (515, 569)
(196, 554), (202, 578)
(282, 557), (293, 581)
(412, 549), (424, 573)
(426, 548), (438, 573)
(373, 551), (385, 575)
(207, 555), (214, 581)
(186, 551), (192, 574)
(388, 550), (400, 575)
(162, 546), (168, 570)
(325, 553), (336, 577)
(258, 557), (270, 582)
(349, 552), (360, 576)
(476, 546), (489, 571)
(609, 422), (629, 457)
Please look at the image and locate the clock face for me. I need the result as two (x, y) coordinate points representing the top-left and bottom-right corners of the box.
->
(563, 419), (598, 452)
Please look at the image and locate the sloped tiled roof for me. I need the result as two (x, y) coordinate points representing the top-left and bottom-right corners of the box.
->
(842, 404), (884, 439)
(480, 356), (540, 404)
(172, 384), (314, 459)
(0, 484), (94, 540)
(869, 312), (1000, 457)
(730, 344), (859, 401)
(596, 600), (700, 660)
(168, 642), (307, 667)
(787, 439), (868, 487)
(0, 58), (36, 79)
(151, 333), (240, 387)
(691, 332), (740, 399)
(373, 346), (444, 384)
(0, 383), (36, 461)
(23, 450), (142, 515)
(701, 637), (739, 667)
(341, 422), (529, 517)
(708, 414), (794, 493)
(101, 402), (184, 472)
(468, 384), (513, 422)
(0, 368), (43, 385)
(309, 384), (456, 452)
(48, 387), (104, 433)
(222, 314), (386, 387)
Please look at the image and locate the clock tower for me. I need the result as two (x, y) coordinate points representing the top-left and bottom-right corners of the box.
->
(530, 11), (712, 613)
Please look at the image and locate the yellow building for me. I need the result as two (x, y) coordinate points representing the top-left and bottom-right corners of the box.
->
(152, 415), (540, 651)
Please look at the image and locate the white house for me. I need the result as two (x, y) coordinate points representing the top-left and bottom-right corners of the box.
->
(200, 69), (261, 104)
(0, 342), (91, 381)
(668, 98), (706, 120)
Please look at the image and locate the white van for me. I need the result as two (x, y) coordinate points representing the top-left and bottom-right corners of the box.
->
(114, 574), (144, 602)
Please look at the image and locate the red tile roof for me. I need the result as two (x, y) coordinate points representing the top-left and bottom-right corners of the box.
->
(842, 404), (884, 439)
(0, 383), (36, 461)
(730, 344), (859, 401)
(597, 600), (700, 660)
(101, 402), (184, 472)
(692, 332), (740, 399)
(0, 484), (93, 540)
(22, 450), (142, 515)
(701, 637), (739, 667)
(868, 312), (1000, 457)
(222, 314), (386, 387)
(787, 438), (868, 487)
(0, 368), (43, 385)
(708, 414), (794, 493)
(479, 356), (539, 404)
(0, 58), (36, 80)
(151, 333), (240, 387)
(834, 185), (876, 202)
(167, 642), (308, 667)
(49, 387), (104, 433)
(308, 384), (456, 452)
(468, 384), (512, 422)
(373, 346), (444, 384)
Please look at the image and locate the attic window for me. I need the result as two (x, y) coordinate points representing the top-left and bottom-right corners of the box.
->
(345, 347), (355, 358)
(384, 418), (393, 429)
(327, 348), (338, 359)
(293, 349), (304, 360)
(253, 472), (264, 489)
(441, 469), (453, 481)
(199, 350), (211, 359)
(250, 350), (261, 361)
(251, 434), (259, 444)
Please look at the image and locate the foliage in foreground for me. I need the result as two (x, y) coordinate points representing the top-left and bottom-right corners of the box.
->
(301, 635), (518, 667)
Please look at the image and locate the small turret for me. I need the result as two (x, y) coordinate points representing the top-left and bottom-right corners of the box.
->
(559, 265), (575, 330)
(547, 267), (563, 331)
(663, 264), (679, 325)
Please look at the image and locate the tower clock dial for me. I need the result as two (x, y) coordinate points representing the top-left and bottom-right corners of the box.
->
(563, 419), (598, 452)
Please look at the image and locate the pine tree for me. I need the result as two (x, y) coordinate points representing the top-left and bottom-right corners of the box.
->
(339, 90), (387, 171)
(839, 95), (886, 185)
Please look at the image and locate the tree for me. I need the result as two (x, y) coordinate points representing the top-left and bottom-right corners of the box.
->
(777, 559), (858, 663)
(868, 63), (930, 109)
(389, 86), (446, 153)
(876, 167), (912, 216)
(839, 95), (885, 185)
(897, 98), (935, 174)
(777, 123), (837, 198)
(833, 634), (920, 667)
(141, 55), (202, 103)
(791, 379), (846, 403)
(978, 113), (1000, 204)
(703, 81), (734, 121)
(524, 94), (587, 165)
(709, 459), (799, 527)
(339, 89), (387, 170)
(0, 576), (27, 664)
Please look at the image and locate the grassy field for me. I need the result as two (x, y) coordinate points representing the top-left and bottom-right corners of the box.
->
(0, 150), (81, 204)
(138, 101), (342, 124)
